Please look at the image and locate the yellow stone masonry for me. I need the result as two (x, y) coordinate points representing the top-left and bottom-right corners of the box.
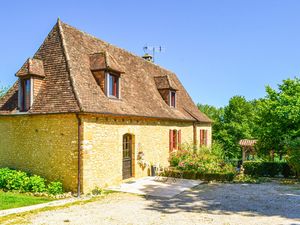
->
(0, 114), (79, 192)
(80, 115), (211, 193)
(0, 113), (211, 193)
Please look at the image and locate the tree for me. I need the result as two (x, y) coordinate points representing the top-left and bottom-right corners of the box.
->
(0, 82), (8, 98)
(256, 78), (300, 159)
(198, 96), (256, 159)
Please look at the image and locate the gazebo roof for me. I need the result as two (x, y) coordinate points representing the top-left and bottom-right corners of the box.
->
(239, 139), (257, 147)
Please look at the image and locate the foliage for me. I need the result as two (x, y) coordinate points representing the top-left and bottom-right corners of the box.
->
(0, 168), (64, 194)
(198, 96), (257, 159)
(47, 182), (64, 195)
(166, 169), (235, 182)
(256, 78), (300, 158)
(0, 82), (8, 98)
(243, 161), (294, 178)
(169, 143), (235, 177)
(233, 174), (263, 184)
(285, 138), (300, 178)
(0, 191), (52, 210)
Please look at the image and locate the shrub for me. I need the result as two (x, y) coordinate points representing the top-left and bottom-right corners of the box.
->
(47, 181), (63, 195)
(0, 168), (64, 195)
(286, 138), (300, 178)
(29, 175), (47, 193)
(165, 169), (235, 182)
(243, 161), (294, 177)
(233, 174), (262, 183)
(167, 143), (236, 182)
(169, 143), (235, 174)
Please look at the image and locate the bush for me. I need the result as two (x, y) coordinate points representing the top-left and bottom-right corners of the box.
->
(0, 168), (63, 194)
(233, 174), (263, 183)
(169, 143), (235, 174)
(243, 161), (294, 178)
(165, 169), (235, 182)
(47, 181), (63, 195)
(167, 143), (236, 182)
(286, 138), (300, 178)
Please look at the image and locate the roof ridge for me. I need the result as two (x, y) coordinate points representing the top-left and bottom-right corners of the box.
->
(60, 21), (176, 76)
(57, 19), (83, 111)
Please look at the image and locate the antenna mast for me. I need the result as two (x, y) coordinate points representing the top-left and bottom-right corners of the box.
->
(143, 45), (164, 62)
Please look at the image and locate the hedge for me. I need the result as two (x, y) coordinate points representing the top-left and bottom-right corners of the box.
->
(164, 169), (235, 182)
(243, 161), (294, 178)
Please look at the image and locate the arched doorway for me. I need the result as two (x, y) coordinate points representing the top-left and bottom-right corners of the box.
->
(122, 133), (134, 179)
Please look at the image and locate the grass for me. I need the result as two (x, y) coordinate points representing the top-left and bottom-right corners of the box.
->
(0, 191), (52, 210)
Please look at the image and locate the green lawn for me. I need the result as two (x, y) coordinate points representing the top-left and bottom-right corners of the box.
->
(0, 191), (52, 210)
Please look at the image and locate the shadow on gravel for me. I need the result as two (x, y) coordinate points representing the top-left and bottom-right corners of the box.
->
(142, 182), (300, 220)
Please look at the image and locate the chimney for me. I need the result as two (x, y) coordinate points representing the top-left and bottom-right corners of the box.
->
(142, 53), (153, 62)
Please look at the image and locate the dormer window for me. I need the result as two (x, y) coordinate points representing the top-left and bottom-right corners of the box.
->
(107, 73), (120, 98)
(154, 75), (178, 108)
(20, 78), (31, 112)
(15, 58), (45, 112)
(90, 52), (124, 99)
(170, 91), (176, 108)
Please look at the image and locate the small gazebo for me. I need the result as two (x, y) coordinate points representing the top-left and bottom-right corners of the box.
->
(239, 139), (257, 162)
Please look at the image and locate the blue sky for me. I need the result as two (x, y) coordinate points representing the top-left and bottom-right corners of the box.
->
(1, 0), (300, 107)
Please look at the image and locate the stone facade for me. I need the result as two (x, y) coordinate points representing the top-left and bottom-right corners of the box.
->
(0, 114), (79, 192)
(0, 113), (211, 193)
(80, 114), (211, 193)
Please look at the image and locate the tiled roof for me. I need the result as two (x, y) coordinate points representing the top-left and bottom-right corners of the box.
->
(0, 19), (211, 123)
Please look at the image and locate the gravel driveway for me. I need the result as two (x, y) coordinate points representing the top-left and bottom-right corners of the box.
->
(6, 181), (300, 225)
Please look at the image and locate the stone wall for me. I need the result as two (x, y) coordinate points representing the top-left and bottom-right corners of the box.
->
(80, 115), (212, 193)
(0, 114), (78, 192)
(0, 113), (212, 193)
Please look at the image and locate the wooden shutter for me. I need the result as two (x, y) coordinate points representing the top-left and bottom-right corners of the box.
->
(204, 130), (208, 146)
(178, 130), (181, 150)
(169, 130), (173, 152)
(200, 129), (204, 146)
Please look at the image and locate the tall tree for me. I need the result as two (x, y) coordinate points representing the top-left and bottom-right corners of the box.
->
(256, 78), (300, 158)
(198, 96), (256, 159)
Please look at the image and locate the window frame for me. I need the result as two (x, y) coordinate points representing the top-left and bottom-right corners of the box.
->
(19, 78), (32, 112)
(169, 90), (176, 108)
(106, 72), (120, 99)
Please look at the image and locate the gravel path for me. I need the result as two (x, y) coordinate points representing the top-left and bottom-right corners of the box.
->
(7, 182), (300, 225)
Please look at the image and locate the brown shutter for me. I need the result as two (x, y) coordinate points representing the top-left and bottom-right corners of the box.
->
(178, 130), (181, 150)
(204, 130), (208, 146)
(169, 130), (173, 152)
(200, 129), (203, 146)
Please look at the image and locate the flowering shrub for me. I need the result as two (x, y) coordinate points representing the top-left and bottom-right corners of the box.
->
(169, 142), (235, 175)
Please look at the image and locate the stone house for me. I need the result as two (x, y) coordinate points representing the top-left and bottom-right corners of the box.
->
(0, 19), (212, 193)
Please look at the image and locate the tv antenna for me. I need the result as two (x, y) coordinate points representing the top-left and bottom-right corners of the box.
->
(143, 45), (164, 62)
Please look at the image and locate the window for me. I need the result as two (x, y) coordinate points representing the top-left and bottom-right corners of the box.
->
(107, 73), (119, 98)
(20, 78), (31, 112)
(200, 129), (208, 147)
(170, 91), (176, 108)
(169, 129), (181, 152)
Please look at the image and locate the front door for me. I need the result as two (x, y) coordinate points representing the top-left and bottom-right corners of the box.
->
(122, 134), (132, 179)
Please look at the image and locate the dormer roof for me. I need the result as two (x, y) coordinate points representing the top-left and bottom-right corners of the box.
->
(16, 58), (45, 78)
(90, 52), (125, 74)
(154, 75), (178, 90)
